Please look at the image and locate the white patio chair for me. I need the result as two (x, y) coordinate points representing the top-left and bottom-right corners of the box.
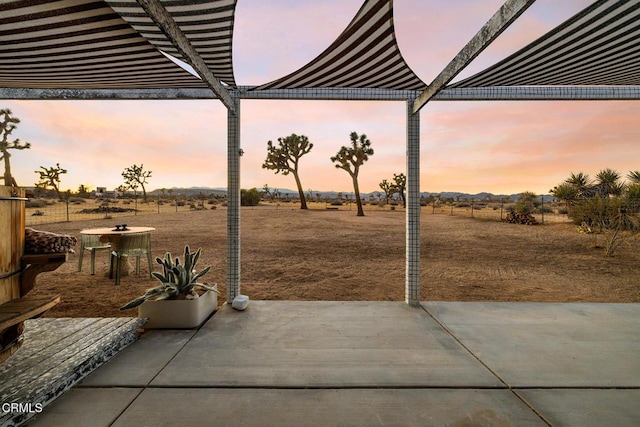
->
(109, 232), (153, 285)
(77, 234), (111, 275)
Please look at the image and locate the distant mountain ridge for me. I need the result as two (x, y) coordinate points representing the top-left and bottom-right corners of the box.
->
(149, 187), (553, 201)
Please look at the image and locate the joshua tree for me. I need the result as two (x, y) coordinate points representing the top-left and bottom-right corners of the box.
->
(122, 164), (152, 202)
(1, 109), (31, 186)
(379, 179), (394, 204)
(262, 134), (313, 209)
(77, 184), (90, 196)
(628, 170), (640, 184)
(331, 132), (374, 216)
(393, 173), (406, 208)
(35, 163), (67, 200)
(261, 183), (272, 200)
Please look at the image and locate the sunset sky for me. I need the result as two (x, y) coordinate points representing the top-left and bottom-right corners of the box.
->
(4, 0), (639, 196)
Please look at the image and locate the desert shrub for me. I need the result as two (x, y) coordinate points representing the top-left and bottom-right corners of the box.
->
(26, 199), (47, 208)
(515, 192), (539, 215)
(456, 202), (470, 208)
(241, 188), (261, 206)
(573, 196), (640, 256)
(535, 206), (554, 214)
(330, 200), (343, 206)
(32, 198), (57, 206)
(627, 184), (640, 213)
(370, 200), (379, 206)
(78, 206), (136, 214)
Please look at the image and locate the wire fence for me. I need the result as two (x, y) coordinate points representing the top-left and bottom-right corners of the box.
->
(25, 197), (223, 227)
(425, 201), (571, 224)
(25, 196), (573, 227)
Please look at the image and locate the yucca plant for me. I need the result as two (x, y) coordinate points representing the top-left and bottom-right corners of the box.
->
(120, 246), (218, 310)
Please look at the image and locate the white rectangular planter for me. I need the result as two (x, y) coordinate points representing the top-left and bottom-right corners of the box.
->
(138, 287), (218, 329)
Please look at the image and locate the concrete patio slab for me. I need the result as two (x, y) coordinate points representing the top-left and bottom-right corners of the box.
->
(22, 301), (640, 426)
(28, 388), (142, 427)
(79, 329), (196, 387)
(150, 301), (502, 388)
(112, 388), (546, 427)
(516, 389), (640, 427)
(422, 302), (640, 387)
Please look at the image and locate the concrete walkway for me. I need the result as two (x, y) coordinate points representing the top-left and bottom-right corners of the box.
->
(28, 301), (640, 426)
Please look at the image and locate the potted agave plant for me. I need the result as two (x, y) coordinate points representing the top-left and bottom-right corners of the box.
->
(120, 246), (219, 329)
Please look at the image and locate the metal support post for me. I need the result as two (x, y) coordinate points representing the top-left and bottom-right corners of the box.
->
(227, 97), (241, 303)
(406, 99), (421, 306)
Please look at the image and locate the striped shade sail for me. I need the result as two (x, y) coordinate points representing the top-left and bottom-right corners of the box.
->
(452, 0), (640, 88)
(255, 0), (427, 91)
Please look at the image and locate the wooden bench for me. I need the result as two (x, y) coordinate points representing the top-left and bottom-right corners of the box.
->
(0, 295), (61, 331)
(0, 295), (60, 363)
(0, 253), (66, 363)
(21, 253), (67, 297)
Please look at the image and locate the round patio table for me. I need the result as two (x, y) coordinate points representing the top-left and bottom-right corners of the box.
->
(80, 226), (155, 243)
(80, 227), (155, 279)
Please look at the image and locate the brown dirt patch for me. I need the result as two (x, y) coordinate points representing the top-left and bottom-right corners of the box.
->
(29, 207), (640, 318)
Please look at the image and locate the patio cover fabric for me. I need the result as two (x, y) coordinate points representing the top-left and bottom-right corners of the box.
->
(105, 0), (236, 86)
(451, 0), (640, 88)
(254, 0), (426, 91)
(1, 0), (639, 98)
(0, 0), (229, 89)
(0, 0), (427, 93)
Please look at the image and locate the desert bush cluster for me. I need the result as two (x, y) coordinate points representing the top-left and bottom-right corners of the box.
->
(551, 169), (640, 256)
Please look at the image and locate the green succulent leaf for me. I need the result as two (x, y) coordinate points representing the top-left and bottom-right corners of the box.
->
(120, 246), (212, 310)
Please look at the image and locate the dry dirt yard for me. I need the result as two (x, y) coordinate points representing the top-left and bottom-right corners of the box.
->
(29, 207), (640, 318)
